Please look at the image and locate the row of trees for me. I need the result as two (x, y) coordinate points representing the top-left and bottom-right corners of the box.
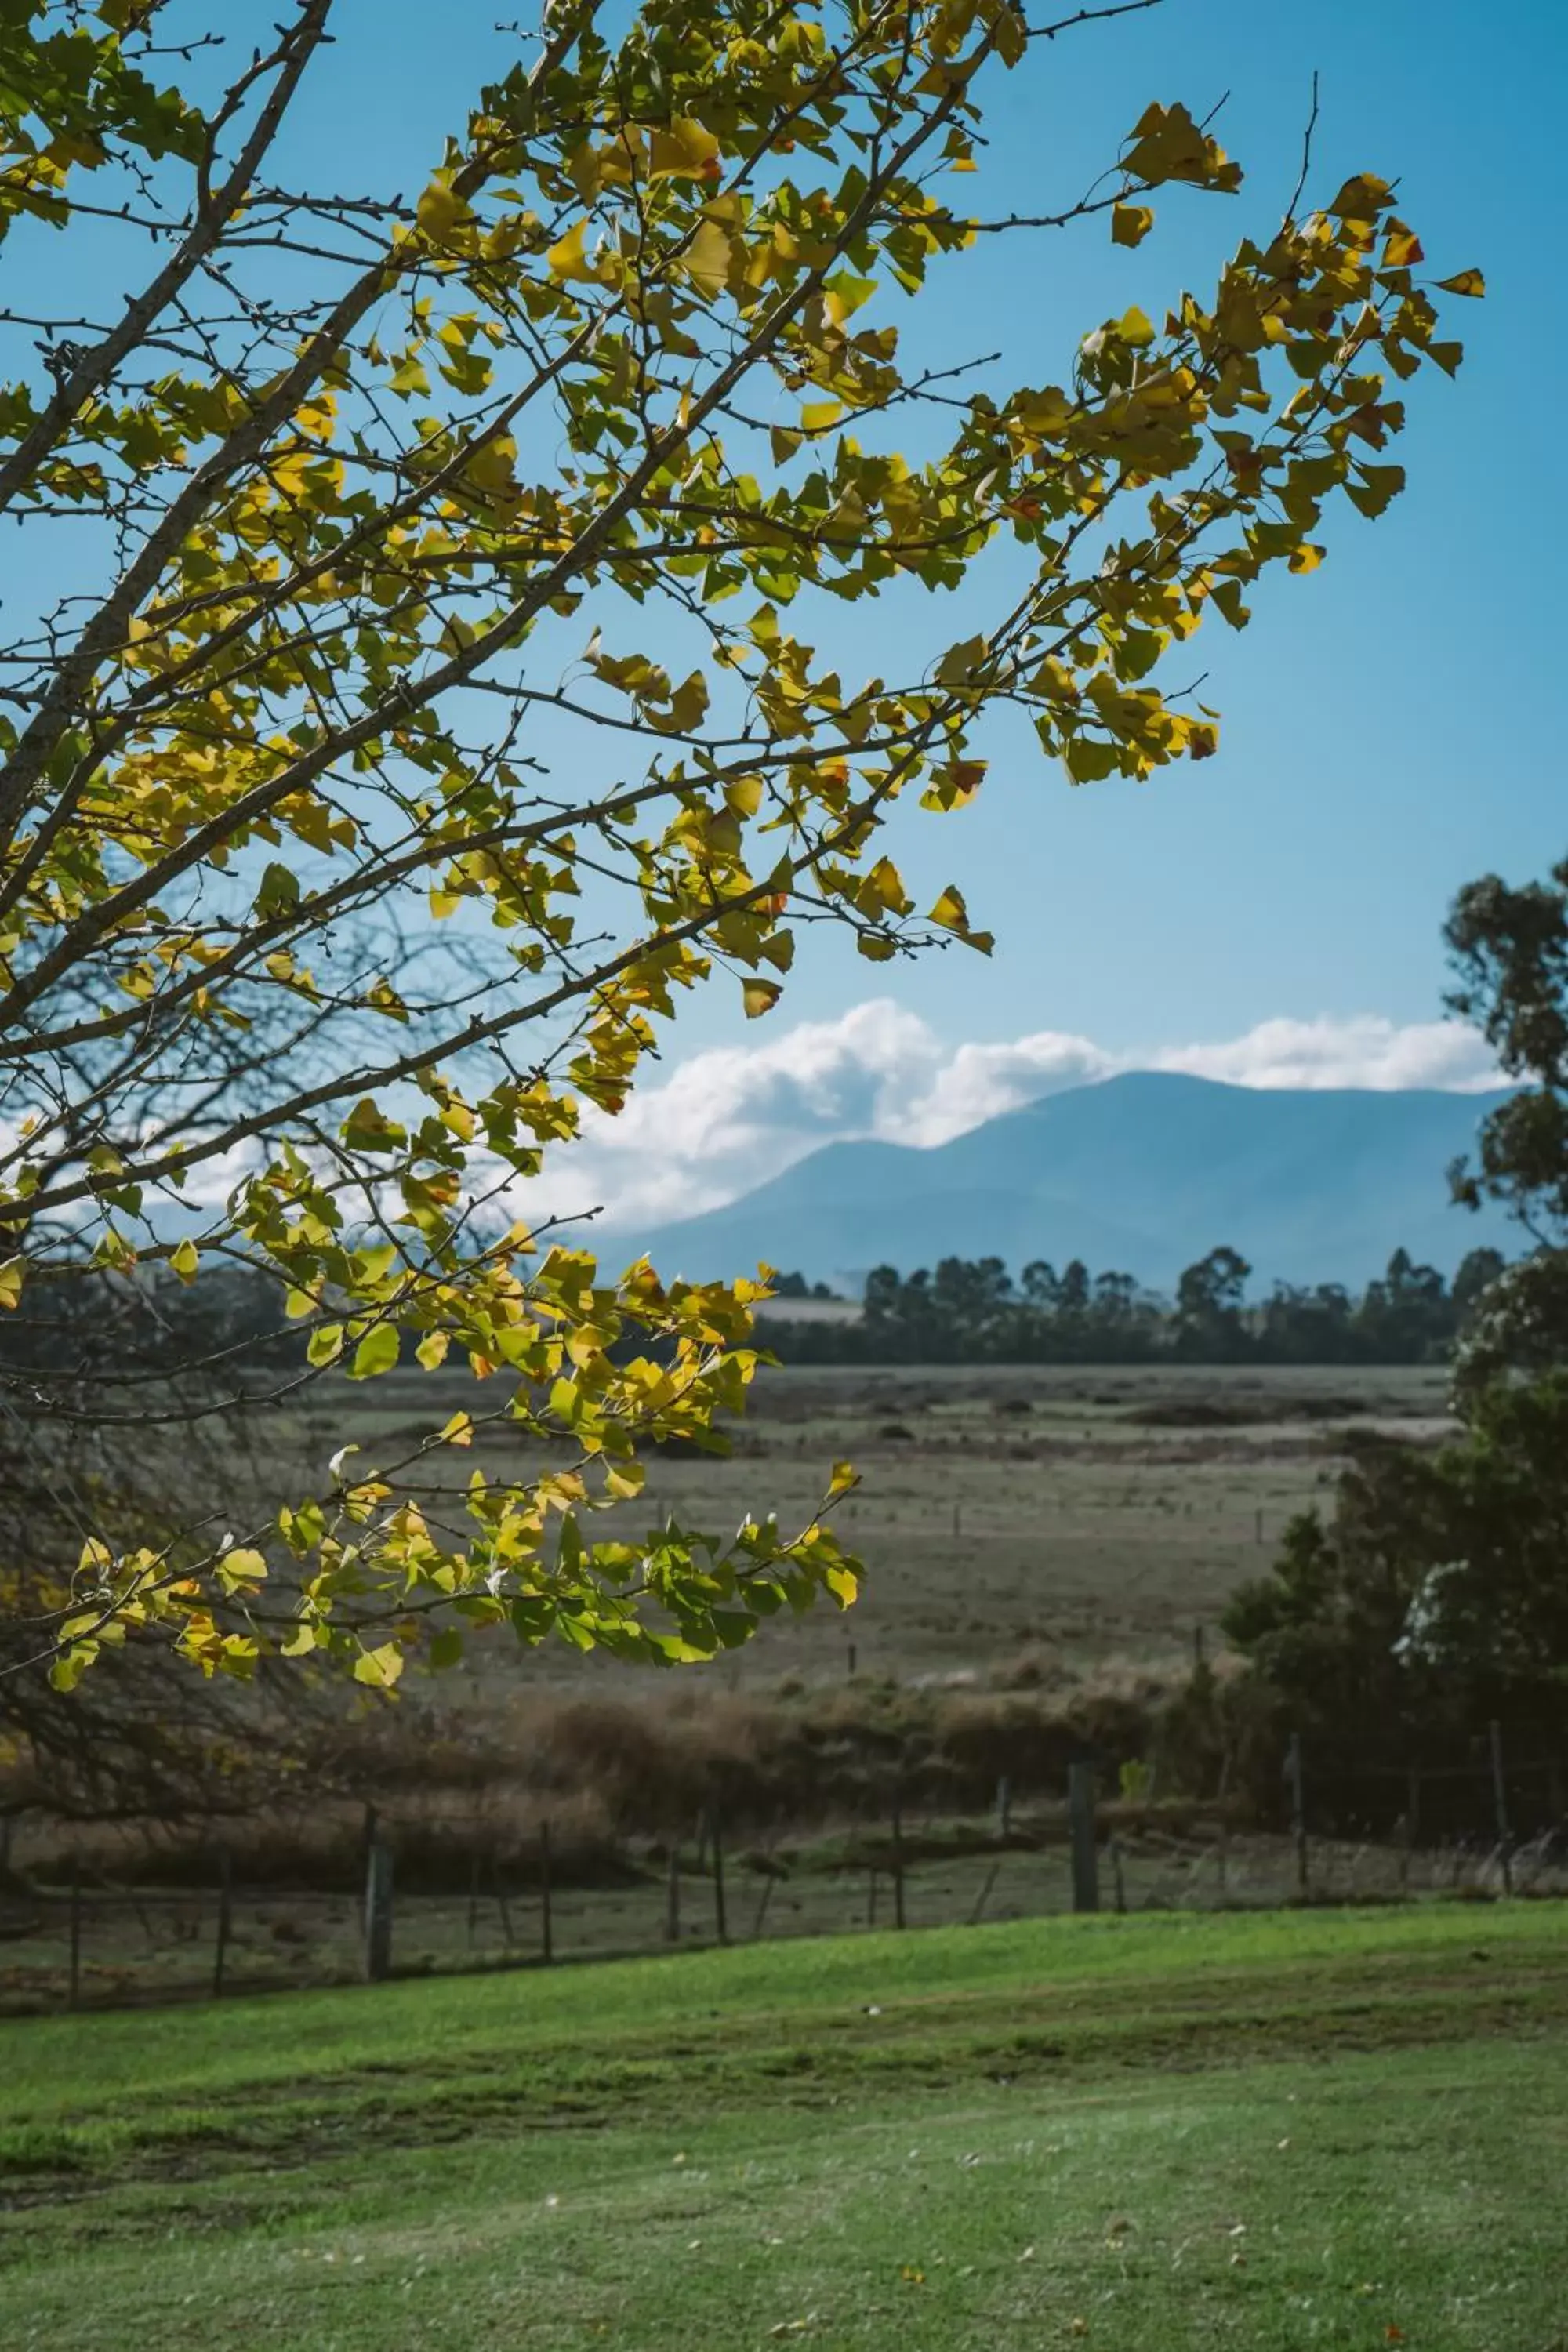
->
(768, 1243), (1508, 1364)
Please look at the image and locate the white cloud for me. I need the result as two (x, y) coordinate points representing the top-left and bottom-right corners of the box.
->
(1151, 1015), (1498, 1096)
(504, 1000), (1501, 1240)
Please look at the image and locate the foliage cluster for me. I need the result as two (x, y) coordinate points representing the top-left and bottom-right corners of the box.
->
(0, 0), (1475, 1693)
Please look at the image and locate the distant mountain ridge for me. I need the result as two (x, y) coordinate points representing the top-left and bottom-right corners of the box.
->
(610, 1072), (1515, 1293)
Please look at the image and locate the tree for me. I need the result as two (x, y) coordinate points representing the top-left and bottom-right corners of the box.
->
(1445, 856), (1568, 1390)
(1174, 1243), (1250, 1357)
(1352, 1247), (1450, 1363)
(1223, 1377), (1568, 1783)
(0, 0), (1477, 1694)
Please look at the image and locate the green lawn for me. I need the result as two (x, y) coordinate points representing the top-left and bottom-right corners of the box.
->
(4, 1905), (1566, 2349)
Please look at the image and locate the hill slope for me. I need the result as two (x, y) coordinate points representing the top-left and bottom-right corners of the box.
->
(614, 1072), (1515, 1290)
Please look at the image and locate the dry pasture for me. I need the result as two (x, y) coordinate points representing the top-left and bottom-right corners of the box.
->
(320, 1359), (1454, 1697)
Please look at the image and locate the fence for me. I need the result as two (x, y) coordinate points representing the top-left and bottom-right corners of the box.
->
(3, 1731), (1564, 2017)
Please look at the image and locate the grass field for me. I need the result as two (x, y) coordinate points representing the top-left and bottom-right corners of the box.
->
(5, 1904), (1565, 2348)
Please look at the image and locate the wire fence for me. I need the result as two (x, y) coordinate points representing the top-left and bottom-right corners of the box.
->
(5, 1726), (1564, 2018)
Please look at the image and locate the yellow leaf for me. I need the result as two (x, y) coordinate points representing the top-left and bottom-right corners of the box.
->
(354, 1643), (405, 1690)
(440, 1410), (475, 1448)
(169, 1237), (200, 1286)
(742, 978), (782, 1019)
(684, 217), (733, 301)
(0, 1258), (24, 1310)
(546, 219), (592, 281)
(928, 884), (970, 933)
(866, 856), (909, 913)
(650, 118), (721, 180)
(1112, 202), (1153, 248)
(1436, 267), (1485, 298)
(416, 180), (466, 242)
(215, 1547), (268, 1593)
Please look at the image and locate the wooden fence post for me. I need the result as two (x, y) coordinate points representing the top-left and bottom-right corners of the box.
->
(212, 1849), (233, 1998)
(666, 1843), (681, 1944)
(364, 1839), (394, 1982)
(846, 1642), (856, 1679)
(67, 1862), (82, 2010)
(466, 1849), (481, 1951)
(494, 1853), (515, 1948)
(1286, 1733), (1308, 1897)
(1401, 1767), (1421, 1895)
(358, 1804), (378, 1943)
(891, 1785), (906, 1930)
(1109, 1835), (1127, 1916)
(867, 1867), (877, 1929)
(751, 1875), (776, 1940)
(539, 1820), (554, 1964)
(996, 1776), (1012, 1838)
(710, 1806), (728, 1945)
(1489, 1721), (1513, 1896)
(1069, 1762), (1099, 1915)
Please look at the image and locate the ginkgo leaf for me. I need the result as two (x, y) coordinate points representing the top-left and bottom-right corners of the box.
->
(546, 220), (593, 281)
(684, 217), (732, 300)
(1436, 267), (1485, 297)
(742, 978), (782, 1018)
(1112, 201), (1154, 247)
(650, 118), (721, 180)
(350, 1323), (401, 1380)
(416, 180), (466, 241)
(354, 1642), (405, 1689)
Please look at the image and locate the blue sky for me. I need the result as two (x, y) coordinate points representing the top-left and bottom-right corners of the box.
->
(312, 0), (1567, 1069)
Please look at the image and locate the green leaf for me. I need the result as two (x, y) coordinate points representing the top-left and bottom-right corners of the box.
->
(349, 1323), (401, 1380)
(253, 862), (302, 920)
(1062, 736), (1120, 783)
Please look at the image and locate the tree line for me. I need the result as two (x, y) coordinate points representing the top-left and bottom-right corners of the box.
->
(766, 1243), (1508, 1366)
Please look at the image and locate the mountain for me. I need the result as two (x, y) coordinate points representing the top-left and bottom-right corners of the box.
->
(612, 1073), (1516, 1293)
